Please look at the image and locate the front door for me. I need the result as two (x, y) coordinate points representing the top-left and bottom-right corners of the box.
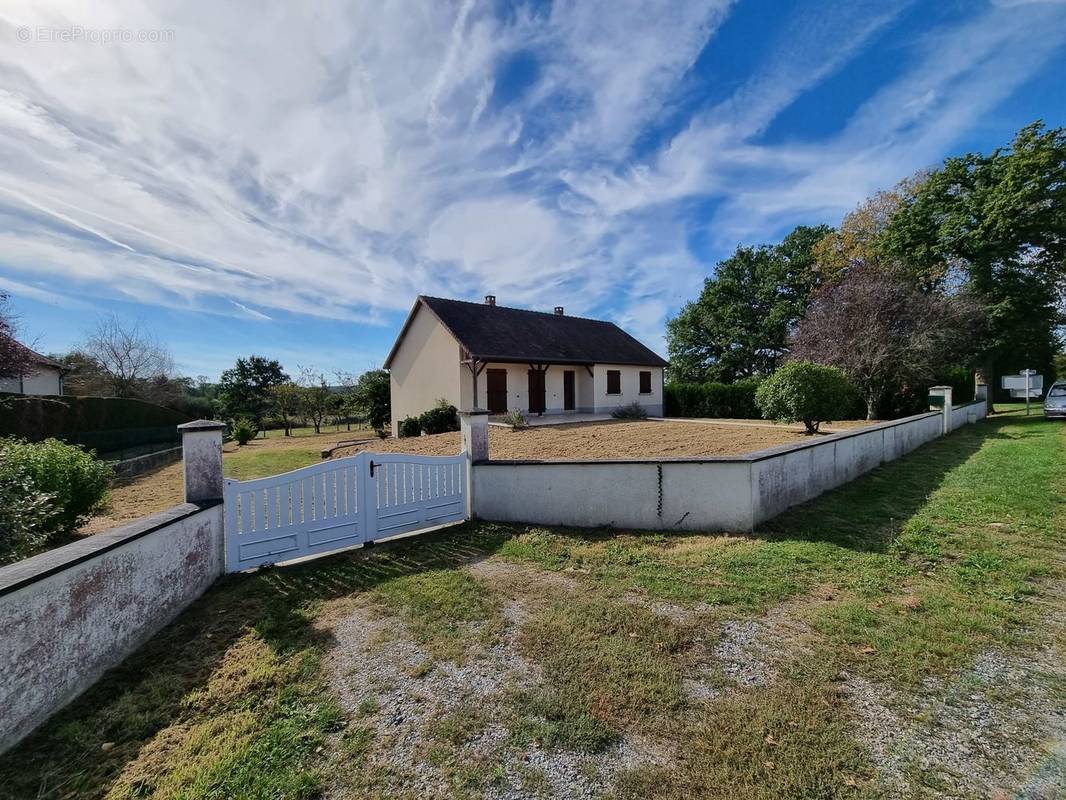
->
(486, 369), (508, 413)
(563, 370), (575, 411)
(527, 369), (546, 414)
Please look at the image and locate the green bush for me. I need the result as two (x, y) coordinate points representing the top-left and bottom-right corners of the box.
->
(232, 418), (258, 446)
(419, 400), (460, 435)
(398, 416), (423, 438)
(755, 362), (858, 434)
(610, 401), (648, 419)
(0, 438), (113, 563)
(501, 410), (527, 431)
(663, 378), (761, 419)
(0, 455), (57, 565)
(0, 395), (190, 443)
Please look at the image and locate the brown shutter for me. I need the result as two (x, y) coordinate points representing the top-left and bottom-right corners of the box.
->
(607, 370), (621, 395)
(639, 371), (651, 394)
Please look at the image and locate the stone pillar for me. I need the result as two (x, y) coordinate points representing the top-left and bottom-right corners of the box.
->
(177, 420), (226, 504)
(459, 409), (489, 520)
(975, 383), (988, 403)
(928, 386), (953, 435)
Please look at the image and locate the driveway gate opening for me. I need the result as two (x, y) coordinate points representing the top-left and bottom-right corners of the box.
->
(224, 450), (466, 573)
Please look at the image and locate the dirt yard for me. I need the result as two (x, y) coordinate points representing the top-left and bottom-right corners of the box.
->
(84, 419), (870, 534)
(332, 419), (869, 461)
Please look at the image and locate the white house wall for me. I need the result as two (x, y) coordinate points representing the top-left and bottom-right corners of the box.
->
(0, 367), (62, 396)
(592, 364), (663, 415)
(389, 306), (463, 434)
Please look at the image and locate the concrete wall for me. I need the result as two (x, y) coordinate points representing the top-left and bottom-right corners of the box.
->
(473, 410), (960, 532)
(0, 502), (225, 753)
(949, 400), (988, 432)
(110, 445), (183, 479)
(474, 459), (753, 531)
(750, 413), (943, 525)
(390, 304), (463, 434)
(592, 364), (664, 415)
(0, 367), (63, 396)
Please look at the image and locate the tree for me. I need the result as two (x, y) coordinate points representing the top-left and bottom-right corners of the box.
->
(789, 263), (983, 419)
(0, 292), (41, 380)
(80, 317), (174, 398)
(268, 382), (302, 436)
(667, 225), (831, 382)
(297, 368), (336, 434)
(218, 356), (288, 422)
(755, 361), (857, 434)
(350, 369), (391, 431)
(810, 172), (926, 285)
(881, 122), (1066, 406)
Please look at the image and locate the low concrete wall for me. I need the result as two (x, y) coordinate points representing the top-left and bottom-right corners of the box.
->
(110, 445), (183, 479)
(0, 502), (224, 753)
(472, 410), (965, 532)
(474, 459), (753, 531)
(749, 413), (942, 525)
(949, 400), (988, 432)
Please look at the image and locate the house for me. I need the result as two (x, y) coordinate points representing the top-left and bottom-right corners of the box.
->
(0, 335), (65, 396)
(384, 295), (667, 434)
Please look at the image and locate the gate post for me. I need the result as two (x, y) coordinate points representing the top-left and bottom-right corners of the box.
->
(459, 409), (490, 520)
(178, 420), (226, 503)
(928, 386), (952, 435)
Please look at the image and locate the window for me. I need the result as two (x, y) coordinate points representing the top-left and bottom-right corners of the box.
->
(1050, 385), (1066, 397)
(606, 369), (621, 395)
(639, 370), (652, 394)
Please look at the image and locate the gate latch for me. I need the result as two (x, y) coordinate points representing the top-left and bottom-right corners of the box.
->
(369, 459), (379, 477)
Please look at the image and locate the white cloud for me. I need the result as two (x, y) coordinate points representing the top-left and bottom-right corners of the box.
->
(0, 0), (1061, 358)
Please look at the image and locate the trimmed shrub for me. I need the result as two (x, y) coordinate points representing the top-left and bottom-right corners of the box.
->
(232, 418), (258, 446)
(419, 400), (460, 435)
(663, 379), (761, 419)
(755, 362), (858, 434)
(0, 437), (113, 563)
(398, 416), (423, 438)
(0, 395), (190, 445)
(611, 401), (648, 419)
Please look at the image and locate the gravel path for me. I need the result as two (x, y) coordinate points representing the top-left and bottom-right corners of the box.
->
(320, 560), (670, 799)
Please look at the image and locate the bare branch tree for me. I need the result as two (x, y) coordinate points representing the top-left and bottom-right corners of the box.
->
(81, 317), (174, 398)
(0, 292), (39, 380)
(789, 263), (984, 419)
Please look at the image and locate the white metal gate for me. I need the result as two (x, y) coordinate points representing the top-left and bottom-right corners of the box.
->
(223, 450), (467, 573)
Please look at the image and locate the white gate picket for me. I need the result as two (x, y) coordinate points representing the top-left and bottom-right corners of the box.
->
(224, 450), (467, 573)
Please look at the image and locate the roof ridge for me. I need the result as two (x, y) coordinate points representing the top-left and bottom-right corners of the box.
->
(420, 295), (615, 326)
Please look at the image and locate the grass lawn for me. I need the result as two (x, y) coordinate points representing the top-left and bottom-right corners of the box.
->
(5, 411), (1063, 799)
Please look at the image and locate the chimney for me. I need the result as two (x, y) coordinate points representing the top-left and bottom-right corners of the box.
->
(554, 306), (564, 316)
(485, 294), (496, 306)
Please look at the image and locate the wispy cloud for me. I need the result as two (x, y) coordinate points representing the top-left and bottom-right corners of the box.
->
(0, 0), (1063, 360)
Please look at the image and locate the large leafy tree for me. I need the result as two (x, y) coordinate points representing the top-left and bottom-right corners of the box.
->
(667, 224), (830, 382)
(218, 356), (288, 421)
(351, 369), (391, 431)
(881, 122), (1066, 403)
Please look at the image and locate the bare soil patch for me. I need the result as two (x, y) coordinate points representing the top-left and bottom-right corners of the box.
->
(334, 419), (867, 462)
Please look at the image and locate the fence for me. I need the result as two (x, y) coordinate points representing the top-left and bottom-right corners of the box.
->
(470, 390), (986, 532)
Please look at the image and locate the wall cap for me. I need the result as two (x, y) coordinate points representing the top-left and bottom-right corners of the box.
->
(177, 419), (227, 431)
(0, 501), (221, 599)
(460, 409), (491, 417)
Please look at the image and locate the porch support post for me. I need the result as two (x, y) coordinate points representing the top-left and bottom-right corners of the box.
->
(177, 420), (226, 504)
(459, 409), (489, 520)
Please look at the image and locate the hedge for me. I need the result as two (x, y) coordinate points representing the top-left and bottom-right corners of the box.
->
(0, 394), (191, 454)
(663, 379), (762, 419)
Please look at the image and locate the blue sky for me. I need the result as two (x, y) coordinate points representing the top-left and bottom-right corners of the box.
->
(1, 0), (1065, 380)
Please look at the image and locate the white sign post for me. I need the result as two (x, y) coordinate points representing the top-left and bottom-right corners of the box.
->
(1002, 370), (1043, 416)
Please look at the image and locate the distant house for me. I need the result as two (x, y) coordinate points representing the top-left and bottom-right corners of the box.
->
(384, 295), (667, 434)
(0, 336), (66, 396)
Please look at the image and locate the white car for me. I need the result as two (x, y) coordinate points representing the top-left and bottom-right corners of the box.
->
(1045, 382), (1066, 419)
